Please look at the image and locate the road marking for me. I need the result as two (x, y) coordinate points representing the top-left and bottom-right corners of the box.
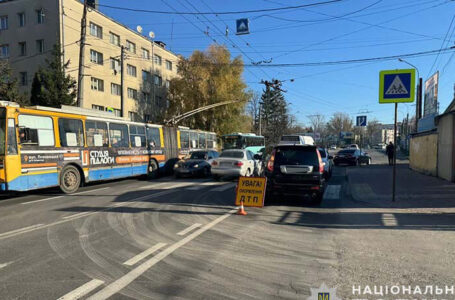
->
(177, 223), (202, 236)
(56, 279), (104, 300)
(381, 213), (398, 226)
(21, 187), (110, 205)
(187, 185), (203, 190)
(139, 182), (193, 190)
(87, 209), (237, 300)
(63, 212), (95, 220)
(0, 224), (45, 238)
(0, 261), (14, 270)
(211, 183), (236, 191)
(323, 185), (341, 200)
(123, 242), (167, 266)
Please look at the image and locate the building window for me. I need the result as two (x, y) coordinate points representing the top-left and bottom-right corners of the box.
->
(113, 109), (121, 117)
(58, 118), (84, 147)
(154, 75), (162, 86)
(142, 70), (151, 82)
(36, 9), (44, 24)
(1, 16), (8, 30)
(90, 49), (103, 65)
(142, 48), (150, 60)
(20, 72), (27, 86)
(0, 44), (9, 58)
(165, 60), (172, 71)
(128, 112), (140, 123)
(155, 96), (162, 106)
(144, 114), (150, 123)
(109, 32), (120, 46)
(127, 88), (138, 100)
(36, 39), (44, 53)
(92, 104), (105, 111)
(91, 77), (104, 91)
(111, 83), (121, 96)
(165, 80), (170, 89)
(127, 64), (137, 77)
(142, 92), (151, 102)
(89, 22), (102, 38)
(18, 13), (25, 27)
(126, 40), (136, 53)
(154, 54), (162, 65)
(18, 42), (26, 56)
(110, 57), (120, 73)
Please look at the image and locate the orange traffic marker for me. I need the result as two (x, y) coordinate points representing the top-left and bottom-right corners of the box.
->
(237, 201), (247, 215)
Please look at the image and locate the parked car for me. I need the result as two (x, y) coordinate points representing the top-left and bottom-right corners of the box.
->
(374, 143), (386, 150)
(211, 149), (256, 179)
(174, 150), (219, 178)
(348, 144), (360, 149)
(318, 148), (333, 179)
(264, 144), (326, 204)
(330, 145), (337, 150)
(333, 149), (371, 166)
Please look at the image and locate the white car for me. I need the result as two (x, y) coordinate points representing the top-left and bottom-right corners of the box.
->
(211, 149), (256, 179)
(348, 144), (360, 149)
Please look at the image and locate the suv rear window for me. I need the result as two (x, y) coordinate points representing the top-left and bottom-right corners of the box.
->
(220, 151), (244, 158)
(274, 147), (318, 166)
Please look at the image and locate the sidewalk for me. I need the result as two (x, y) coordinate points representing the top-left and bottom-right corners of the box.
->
(347, 164), (455, 209)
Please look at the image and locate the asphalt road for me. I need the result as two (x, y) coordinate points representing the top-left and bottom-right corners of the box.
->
(1, 150), (454, 299)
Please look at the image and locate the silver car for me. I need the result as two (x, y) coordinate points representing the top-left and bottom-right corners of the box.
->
(211, 149), (256, 179)
(318, 148), (333, 179)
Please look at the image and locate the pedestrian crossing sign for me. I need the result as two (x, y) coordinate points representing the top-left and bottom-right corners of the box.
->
(379, 69), (416, 103)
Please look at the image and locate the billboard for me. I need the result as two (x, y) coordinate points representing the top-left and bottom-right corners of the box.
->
(424, 71), (439, 116)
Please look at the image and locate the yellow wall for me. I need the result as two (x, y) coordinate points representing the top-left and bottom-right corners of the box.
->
(410, 133), (438, 176)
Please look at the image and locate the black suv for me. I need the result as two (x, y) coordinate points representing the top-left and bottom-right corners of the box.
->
(264, 145), (326, 204)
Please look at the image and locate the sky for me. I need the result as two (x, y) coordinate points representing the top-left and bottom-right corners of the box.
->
(97, 0), (455, 126)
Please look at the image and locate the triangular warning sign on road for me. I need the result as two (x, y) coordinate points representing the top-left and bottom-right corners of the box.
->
(385, 75), (408, 95)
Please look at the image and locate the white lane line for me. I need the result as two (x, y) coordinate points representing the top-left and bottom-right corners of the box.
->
(123, 243), (167, 266)
(87, 209), (237, 300)
(139, 182), (193, 190)
(62, 212), (95, 220)
(56, 279), (104, 300)
(0, 224), (45, 238)
(21, 187), (110, 205)
(381, 213), (398, 226)
(177, 223), (202, 236)
(323, 185), (341, 200)
(211, 183), (236, 192)
(0, 261), (14, 270)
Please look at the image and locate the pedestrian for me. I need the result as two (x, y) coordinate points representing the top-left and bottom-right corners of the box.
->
(386, 141), (394, 166)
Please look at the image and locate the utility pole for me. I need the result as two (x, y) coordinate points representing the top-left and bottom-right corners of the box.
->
(392, 103), (398, 202)
(120, 45), (125, 118)
(416, 77), (423, 132)
(77, 0), (88, 108)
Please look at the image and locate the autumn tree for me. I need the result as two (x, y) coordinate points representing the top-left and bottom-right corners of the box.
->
(0, 60), (28, 106)
(326, 112), (353, 136)
(30, 43), (77, 107)
(166, 44), (252, 135)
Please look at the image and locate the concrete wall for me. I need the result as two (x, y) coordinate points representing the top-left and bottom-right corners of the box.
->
(437, 114), (454, 182)
(410, 132), (438, 176)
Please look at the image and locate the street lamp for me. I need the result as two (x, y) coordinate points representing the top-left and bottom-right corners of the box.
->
(398, 58), (422, 132)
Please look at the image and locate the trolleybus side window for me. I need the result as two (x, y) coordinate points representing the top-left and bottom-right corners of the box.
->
(86, 120), (108, 147)
(18, 114), (54, 146)
(198, 133), (206, 149)
(180, 130), (189, 149)
(130, 125), (146, 147)
(109, 123), (129, 147)
(7, 118), (18, 155)
(146, 127), (160, 148)
(58, 118), (84, 147)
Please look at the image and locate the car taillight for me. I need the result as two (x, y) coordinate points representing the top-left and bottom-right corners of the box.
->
(211, 161), (218, 166)
(316, 150), (324, 173)
(234, 161), (243, 167)
(267, 149), (276, 172)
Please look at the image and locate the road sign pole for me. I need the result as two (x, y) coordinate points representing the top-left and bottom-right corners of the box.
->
(392, 103), (398, 202)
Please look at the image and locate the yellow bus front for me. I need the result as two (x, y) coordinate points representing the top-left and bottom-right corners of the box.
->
(0, 106), (22, 191)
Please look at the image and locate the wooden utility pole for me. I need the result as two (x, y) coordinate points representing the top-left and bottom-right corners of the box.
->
(120, 45), (125, 118)
(77, 0), (88, 107)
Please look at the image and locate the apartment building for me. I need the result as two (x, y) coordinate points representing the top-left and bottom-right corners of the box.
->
(0, 0), (180, 122)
